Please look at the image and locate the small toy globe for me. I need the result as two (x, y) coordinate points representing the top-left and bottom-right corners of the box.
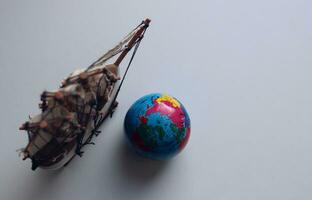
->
(124, 93), (191, 160)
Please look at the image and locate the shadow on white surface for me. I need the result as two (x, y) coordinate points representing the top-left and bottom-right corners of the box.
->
(15, 168), (65, 200)
(115, 134), (170, 185)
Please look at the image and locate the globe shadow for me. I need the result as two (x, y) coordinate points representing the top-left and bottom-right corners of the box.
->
(115, 135), (170, 185)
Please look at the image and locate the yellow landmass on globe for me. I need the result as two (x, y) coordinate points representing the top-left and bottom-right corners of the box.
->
(156, 94), (180, 108)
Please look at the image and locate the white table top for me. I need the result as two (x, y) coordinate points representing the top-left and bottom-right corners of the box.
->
(1, 0), (311, 199)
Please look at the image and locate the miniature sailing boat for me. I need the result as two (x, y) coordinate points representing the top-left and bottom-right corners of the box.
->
(19, 19), (151, 170)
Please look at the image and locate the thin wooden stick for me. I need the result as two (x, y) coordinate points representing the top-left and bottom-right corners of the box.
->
(114, 18), (151, 66)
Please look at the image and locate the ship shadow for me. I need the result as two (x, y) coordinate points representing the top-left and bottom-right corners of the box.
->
(115, 135), (170, 185)
(19, 167), (65, 200)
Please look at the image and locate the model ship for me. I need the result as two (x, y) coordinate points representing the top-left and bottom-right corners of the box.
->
(19, 19), (151, 170)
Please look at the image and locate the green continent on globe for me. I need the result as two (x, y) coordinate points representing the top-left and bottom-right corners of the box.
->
(124, 93), (191, 159)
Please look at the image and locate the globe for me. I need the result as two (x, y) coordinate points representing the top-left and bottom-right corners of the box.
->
(124, 93), (191, 160)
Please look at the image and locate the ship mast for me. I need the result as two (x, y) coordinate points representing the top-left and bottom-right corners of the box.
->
(114, 18), (150, 67)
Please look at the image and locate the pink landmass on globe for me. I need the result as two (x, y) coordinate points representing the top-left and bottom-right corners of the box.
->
(145, 100), (185, 128)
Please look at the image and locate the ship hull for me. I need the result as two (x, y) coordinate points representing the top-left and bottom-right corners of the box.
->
(37, 72), (120, 170)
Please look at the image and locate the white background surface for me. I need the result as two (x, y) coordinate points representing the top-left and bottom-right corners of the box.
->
(0, 0), (312, 199)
